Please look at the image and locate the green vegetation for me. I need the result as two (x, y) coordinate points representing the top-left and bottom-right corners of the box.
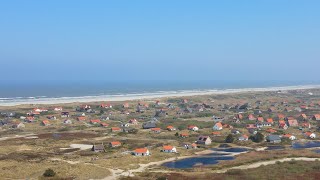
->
(43, 168), (56, 177)
(225, 134), (234, 143)
(250, 132), (264, 143)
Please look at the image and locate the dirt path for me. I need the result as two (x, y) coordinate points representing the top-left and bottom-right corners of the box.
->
(214, 157), (320, 173)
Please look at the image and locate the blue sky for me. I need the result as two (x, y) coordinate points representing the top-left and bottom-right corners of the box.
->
(0, 1), (319, 83)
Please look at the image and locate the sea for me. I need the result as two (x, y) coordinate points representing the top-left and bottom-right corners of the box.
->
(0, 80), (319, 106)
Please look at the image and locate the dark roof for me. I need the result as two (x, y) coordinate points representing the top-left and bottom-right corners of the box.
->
(267, 135), (281, 141)
(142, 122), (156, 129)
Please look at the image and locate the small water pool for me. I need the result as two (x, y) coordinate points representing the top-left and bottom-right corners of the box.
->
(162, 156), (234, 169)
(292, 141), (320, 149)
(162, 147), (248, 169)
(211, 147), (248, 153)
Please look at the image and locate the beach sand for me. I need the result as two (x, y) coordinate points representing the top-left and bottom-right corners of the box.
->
(0, 85), (319, 106)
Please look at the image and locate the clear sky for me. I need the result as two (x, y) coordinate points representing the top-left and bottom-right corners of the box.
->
(0, 1), (319, 83)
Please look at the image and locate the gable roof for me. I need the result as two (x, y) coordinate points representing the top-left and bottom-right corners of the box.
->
(110, 141), (121, 146)
(163, 145), (174, 150)
(134, 148), (148, 153)
(214, 122), (223, 128)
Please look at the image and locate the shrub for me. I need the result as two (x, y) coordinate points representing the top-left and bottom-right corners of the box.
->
(225, 134), (234, 143)
(43, 168), (56, 177)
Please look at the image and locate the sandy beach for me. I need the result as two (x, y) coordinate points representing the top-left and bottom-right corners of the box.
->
(1, 84), (319, 106)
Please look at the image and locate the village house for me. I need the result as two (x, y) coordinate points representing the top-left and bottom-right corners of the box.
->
(287, 119), (299, 127)
(100, 116), (109, 121)
(279, 123), (288, 130)
(235, 114), (243, 120)
(77, 105), (91, 112)
(213, 122), (223, 131)
(121, 123), (130, 127)
(92, 144), (105, 152)
(284, 107), (293, 112)
(61, 112), (70, 118)
(184, 143), (197, 149)
(188, 125), (199, 131)
(277, 114), (285, 120)
(100, 103), (112, 108)
(282, 134), (296, 140)
(180, 132), (189, 138)
(33, 108), (48, 113)
(129, 119), (138, 124)
(238, 134), (249, 141)
(63, 119), (72, 124)
(162, 145), (177, 153)
(212, 131), (221, 136)
(2, 112), (16, 118)
(312, 114), (320, 121)
(196, 136), (212, 145)
(90, 119), (101, 124)
(166, 125), (176, 131)
(46, 115), (56, 120)
(123, 102), (130, 108)
(266, 118), (274, 124)
(111, 127), (121, 132)
(299, 114), (308, 121)
(248, 114), (256, 121)
(109, 141), (121, 148)
(266, 128), (277, 133)
(246, 124), (256, 129)
(150, 127), (161, 133)
(300, 122), (311, 129)
(304, 132), (316, 139)
(77, 116), (86, 121)
(254, 109), (262, 115)
(257, 117), (264, 122)
(41, 120), (50, 126)
(256, 122), (272, 128)
(133, 148), (150, 156)
(12, 122), (25, 129)
(268, 107), (276, 113)
(231, 129), (241, 134)
(100, 122), (109, 127)
(300, 105), (308, 110)
(142, 122), (156, 129)
(266, 135), (281, 143)
(25, 116), (35, 123)
(54, 107), (63, 111)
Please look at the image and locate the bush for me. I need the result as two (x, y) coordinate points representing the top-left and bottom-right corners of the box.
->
(43, 168), (56, 177)
(252, 132), (264, 143)
(225, 134), (234, 143)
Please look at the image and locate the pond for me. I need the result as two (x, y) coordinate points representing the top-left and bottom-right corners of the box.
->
(292, 141), (320, 149)
(162, 156), (234, 169)
(211, 147), (248, 153)
(162, 147), (248, 169)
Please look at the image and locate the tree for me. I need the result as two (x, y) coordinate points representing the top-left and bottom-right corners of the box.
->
(225, 134), (234, 143)
(253, 132), (264, 143)
(43, 168), (56, 177)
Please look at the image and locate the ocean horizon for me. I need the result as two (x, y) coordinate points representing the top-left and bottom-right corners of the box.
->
(1, 80), (319, 106)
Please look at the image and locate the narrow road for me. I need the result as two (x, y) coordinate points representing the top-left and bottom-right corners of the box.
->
(214, 157), (320, 173)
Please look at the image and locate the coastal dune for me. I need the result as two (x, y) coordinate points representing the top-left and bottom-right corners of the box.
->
(0, 85), (319, 106)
